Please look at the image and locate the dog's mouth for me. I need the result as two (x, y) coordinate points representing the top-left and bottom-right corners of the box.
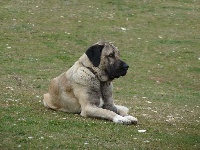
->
(107, 67), (129, 80)
(110, 69), (128, 79)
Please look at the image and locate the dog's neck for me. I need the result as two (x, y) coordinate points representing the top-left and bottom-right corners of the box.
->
(91, 66), (109, 82)
(79, 54), (111, 82)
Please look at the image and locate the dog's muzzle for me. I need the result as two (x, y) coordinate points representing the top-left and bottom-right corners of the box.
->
(107, 61), (129, 80)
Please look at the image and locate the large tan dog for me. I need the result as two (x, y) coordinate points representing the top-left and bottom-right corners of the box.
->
(43, 42), (137, 125)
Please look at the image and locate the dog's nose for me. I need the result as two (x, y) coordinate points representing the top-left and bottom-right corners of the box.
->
(123, 63), (129, 70)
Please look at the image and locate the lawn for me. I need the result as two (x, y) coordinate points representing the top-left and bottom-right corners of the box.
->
(0, 0), (200, 149)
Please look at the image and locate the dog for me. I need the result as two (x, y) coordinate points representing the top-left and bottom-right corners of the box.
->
(43, 42), (137, 125)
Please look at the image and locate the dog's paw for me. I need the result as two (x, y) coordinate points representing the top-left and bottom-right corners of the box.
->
(124, 115), (138, 125)
(113, 115), (132, 125)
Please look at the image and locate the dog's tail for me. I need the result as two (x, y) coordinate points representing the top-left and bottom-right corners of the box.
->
(115, 105), (129, 114)
(43, 93), (58, 110)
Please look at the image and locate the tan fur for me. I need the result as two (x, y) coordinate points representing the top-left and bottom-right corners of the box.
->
(43, 42), (137, 124)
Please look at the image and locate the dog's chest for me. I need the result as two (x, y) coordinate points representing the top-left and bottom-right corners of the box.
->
(98, 97), (104, 108)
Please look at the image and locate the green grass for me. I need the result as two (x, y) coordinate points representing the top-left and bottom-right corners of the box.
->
(1, 0), (200, 149)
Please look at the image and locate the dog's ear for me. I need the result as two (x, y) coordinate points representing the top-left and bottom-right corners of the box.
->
(85, 44), (104, 67)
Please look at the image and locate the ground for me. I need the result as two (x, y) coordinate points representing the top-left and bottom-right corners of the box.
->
(0, 0), (200, 149)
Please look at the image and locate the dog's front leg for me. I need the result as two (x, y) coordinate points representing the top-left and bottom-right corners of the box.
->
(81, 105), (134, 125)
(73, 87), (134, 124)
(116, 106), (138, 125)
(101, 103), (137, 125)
(101, 82), (138, 124)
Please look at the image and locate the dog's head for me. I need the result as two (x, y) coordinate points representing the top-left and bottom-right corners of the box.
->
(85, 42), (129, 81)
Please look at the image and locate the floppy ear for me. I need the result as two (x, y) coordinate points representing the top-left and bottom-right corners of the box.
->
(85, 44), (104, 67)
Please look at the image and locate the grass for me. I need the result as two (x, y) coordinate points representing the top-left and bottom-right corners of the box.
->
(1, 0), (200, 149)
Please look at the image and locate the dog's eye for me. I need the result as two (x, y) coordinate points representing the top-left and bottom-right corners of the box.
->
(108, 53), (115, 57)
